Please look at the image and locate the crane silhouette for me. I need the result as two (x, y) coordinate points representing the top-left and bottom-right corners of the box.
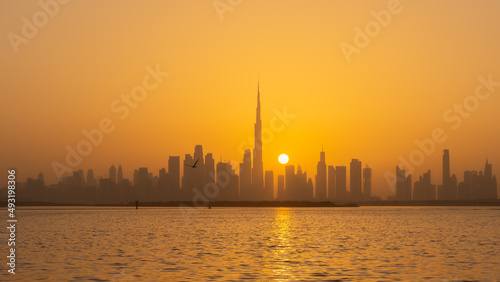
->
(185, 158), (200, 168)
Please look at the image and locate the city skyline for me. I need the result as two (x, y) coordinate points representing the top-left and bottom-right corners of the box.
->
(5, 86), (497, 203)
(2, 2), (500, 281)
(2, 1), (500, 200)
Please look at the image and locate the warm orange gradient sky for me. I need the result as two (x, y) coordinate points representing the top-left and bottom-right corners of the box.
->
(1, 0), (499, 198)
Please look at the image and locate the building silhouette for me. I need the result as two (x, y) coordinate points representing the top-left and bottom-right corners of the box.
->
(284, 165), (313, 201)
(413, 170), (436, 201)
(396, 166), (412, 201)
(135, 167), (152, 201)
(315, 148), (327, 201)
(109, 164), (116, 184)
(8, 85), (500, 205)
(194, 145), (205, 192)
(77, 169), (85, 185)
(328, 165), (336, 201)
(169, 156), (180, 192)
(335, 166), (347, 201)
(216, 161), (239, 201)
(265, 170), (274, 200)
(182, 154), (195, 199)
(277, 175), (285, 200)
(439, 149), (458, 200)
(363, 165), (372, 199)
(285, 165), (295, 200)
(297, 165), (313, 201)
(117, 165), (123, 184)
(252, 82), (264, 199)
(457, 159), (498, 200)
(484, 159), (498, 199)
(350, 159), (362, 201)
(204, 153), (215, 190)
(240, 149), (252, 200)
(86, 169), (97, 187)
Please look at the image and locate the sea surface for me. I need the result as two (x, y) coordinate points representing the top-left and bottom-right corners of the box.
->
(2, 206), (500, 281)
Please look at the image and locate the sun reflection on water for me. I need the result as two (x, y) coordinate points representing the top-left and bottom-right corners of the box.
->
(270, 208), (296, 281)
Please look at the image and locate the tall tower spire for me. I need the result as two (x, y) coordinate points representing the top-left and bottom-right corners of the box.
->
(257, 78), (261, 120)
(252, 79), (264, 199)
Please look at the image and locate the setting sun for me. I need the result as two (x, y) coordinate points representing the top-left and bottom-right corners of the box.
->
(278, 154), (289, 164)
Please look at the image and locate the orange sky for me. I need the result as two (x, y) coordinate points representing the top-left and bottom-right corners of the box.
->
(1, 0), (499, 198)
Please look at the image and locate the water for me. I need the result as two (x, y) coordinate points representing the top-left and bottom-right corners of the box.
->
(2, 206), (500, 281)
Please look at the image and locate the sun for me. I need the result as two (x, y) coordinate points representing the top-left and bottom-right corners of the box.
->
(278, 154), (289, 164)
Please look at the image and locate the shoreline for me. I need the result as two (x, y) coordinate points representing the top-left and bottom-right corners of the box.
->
(2, 200), (500, 207)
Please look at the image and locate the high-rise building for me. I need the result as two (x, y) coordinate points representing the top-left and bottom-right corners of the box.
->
(396, 166), (412, 201)
(277, 175), (285, 200)
(169, 156), (181, 199)
(216, 161), (238, 201)
(484, 159), (498, 199)
(363, 165), (372, 200)
(439, 149), (457, 200)
(413, 170), (435, 201)
(37, 172), (44, 183)
(204, 153), (215, 187)
(239, 149), (252, 200)
(117, 165), (123, 184)
(285, 165), (295, 201)
(193, 145), (205, 190)
(109, 164), (116, 184)
(443, 149), (450, 190)
(182, 154), (194, 188)
(458, 159), (498, 200)
(135, 167), (152, 201)
(252, 82), (264, 197)
(265, 170), (274, 200)
(86, 169), (97, 187)
(328, 166), (335, 201)
(350, 159), (362, 201)
(76, 169), (85, 186)
(296, 165), (312, 201)
(458, 170), (473, 200)
(315, 148), (327, 201)
(335, 166), (347, 201)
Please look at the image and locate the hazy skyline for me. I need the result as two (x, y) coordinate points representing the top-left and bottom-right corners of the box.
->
(1, 0), (500, 199)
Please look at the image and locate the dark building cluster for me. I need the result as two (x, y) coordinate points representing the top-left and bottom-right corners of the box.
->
(2, 85), (497, 204)
(391, 149), (498, 201)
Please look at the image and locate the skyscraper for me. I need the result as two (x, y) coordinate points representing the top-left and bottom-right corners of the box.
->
(109, 164), (116, 184)
(135, 167), (152, 201)
(484, 159), (497, 199)
(204, 153), (215, 187)
(193, 145), (205, 190)
(328, 165), (335, 201)
(414, 169), (436, 201)
(37, 172), (44, 183)
(439, 149), (457, 200)
(239, 149), (252, 200)
(335, 166), (347, 201)
(443, 149), (450, 190)
(363, 165), (372, 200)
(315, 148), (327, 201)
(252, 81), (264, 196)
(169, 155), (180, 191)
(265, 170), (274, 200)
(350, 159), (362, 201)
(216, 161), (238, 201)
(285, 165), (295, 200)
(182, 154), (195, 199)
(396, 166), (412, 201)
(117, 165), (123, 184)
(277, 175), (285, 200)
(86, 169), (96, 187)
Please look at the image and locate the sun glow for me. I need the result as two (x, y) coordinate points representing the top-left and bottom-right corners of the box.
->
(278, 154), (289, 164)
